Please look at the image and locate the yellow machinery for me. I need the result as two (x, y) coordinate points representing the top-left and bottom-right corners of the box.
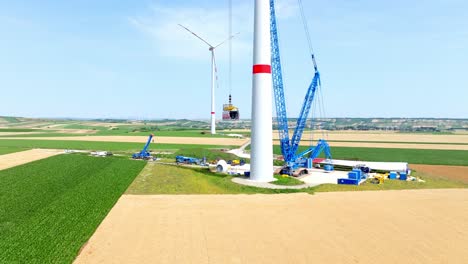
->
(370, 173), (387, 184)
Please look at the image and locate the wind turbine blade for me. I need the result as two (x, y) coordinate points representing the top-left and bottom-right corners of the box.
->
(213, 32), (240, 49)
(212, 52), (220, 90)
(178, 24), (213, 48)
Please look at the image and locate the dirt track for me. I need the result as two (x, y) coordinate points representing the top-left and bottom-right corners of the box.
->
(411, 164), (468, 184)
(0, 149), (63, 171)
(74, 189), (468, 264)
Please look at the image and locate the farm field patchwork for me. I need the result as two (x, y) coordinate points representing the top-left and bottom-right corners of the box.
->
(0, 139), (234, 153)
(0, 154), (146, 263)
(0, 136), (247, 146)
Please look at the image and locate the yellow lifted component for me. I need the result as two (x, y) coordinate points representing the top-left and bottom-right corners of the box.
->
(223, 104), (238, 111)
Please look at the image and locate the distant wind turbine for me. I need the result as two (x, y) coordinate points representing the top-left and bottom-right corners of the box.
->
(178, 24), (239, 135)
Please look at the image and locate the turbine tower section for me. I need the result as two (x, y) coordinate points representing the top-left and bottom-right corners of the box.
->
(250, 0), (274, 182)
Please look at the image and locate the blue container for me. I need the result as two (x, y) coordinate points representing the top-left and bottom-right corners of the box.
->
(338, 178), (359, 185)
(352, 169), (362, 178)
(399, 172), (407, 181)
(324, 164), (334, 171)
(389, 171), (397, 179)
(348, 171), (359, 179)
(244, 171), (250, 177)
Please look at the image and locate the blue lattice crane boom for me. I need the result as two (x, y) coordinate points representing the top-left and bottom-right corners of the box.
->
(269, 0), (331, 175)
(269, 0), (290, 161)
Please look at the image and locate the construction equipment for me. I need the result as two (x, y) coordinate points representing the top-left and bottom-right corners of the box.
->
(222, 95), (240, 120)
(270, 0), (332, 176)
(370, 173), (387, 184)
(132, 134), (154, 160)
(176, 156), (207, 165)
(223, 95), (240, 121)
(227, 159), (245, 166)
(91, 151), (113, 157)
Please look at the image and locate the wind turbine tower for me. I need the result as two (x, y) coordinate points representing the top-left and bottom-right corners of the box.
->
(250, 0), (274, 182)
(179, 24), (238, 135)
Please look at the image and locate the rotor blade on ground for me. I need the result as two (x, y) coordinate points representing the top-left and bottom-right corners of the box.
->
(213, 32), (240, 49)
(178, 24), (213, 48)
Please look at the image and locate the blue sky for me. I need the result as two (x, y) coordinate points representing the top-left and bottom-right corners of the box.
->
(1, 0), (467, 119)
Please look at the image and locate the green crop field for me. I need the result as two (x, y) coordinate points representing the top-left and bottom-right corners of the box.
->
(0, 139), (234, 153)
(0, 128), (38, 132)
(0, 154), (146, 263)
(273, 146), (468, 166)
(0, 146), (28, 155)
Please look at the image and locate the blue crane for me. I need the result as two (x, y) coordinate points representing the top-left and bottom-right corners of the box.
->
(132, 134), (154, 160)
(270, 0), (332, 175)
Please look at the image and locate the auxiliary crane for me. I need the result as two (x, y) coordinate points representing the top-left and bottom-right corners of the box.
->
(132, 134), (154, 160)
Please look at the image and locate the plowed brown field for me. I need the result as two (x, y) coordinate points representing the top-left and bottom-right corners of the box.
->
(411, 164), (468, 184)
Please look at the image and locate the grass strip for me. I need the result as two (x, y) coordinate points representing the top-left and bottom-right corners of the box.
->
(126, 164), (303, 195)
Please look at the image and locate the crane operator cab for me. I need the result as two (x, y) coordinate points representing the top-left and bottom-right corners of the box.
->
(222, 94), (240, 121)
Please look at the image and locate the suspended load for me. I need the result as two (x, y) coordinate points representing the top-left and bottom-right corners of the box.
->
(222, 94), (240, 120)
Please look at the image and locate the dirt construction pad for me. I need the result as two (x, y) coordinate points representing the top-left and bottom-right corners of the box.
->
(0, 149), (63, 171)
(75, 189), (468, 264)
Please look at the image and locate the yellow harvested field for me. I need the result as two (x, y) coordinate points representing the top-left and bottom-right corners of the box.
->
(0, 132), (42, 136)
(274, 131), (468, 144)
(1, 136), (248, 146)
(75, 190), (468, 264)
(0, 149), (63, 171)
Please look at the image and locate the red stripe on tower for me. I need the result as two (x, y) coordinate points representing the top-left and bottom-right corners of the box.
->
(211, 112), (215, 114)
(252, 64), (271, 74)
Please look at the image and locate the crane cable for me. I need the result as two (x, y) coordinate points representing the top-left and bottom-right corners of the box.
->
(228, 0), (233, 104)
(297, 0), (328, 140)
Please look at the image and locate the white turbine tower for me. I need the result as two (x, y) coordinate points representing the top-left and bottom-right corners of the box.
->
(179, 24), (239, 135)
